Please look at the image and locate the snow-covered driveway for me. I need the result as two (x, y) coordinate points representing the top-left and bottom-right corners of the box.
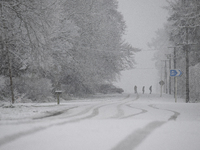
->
(0, 93), (200, 150)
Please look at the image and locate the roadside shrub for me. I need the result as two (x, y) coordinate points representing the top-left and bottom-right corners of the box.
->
(98, 84), (124, 94)
(14, 76), (53, 102)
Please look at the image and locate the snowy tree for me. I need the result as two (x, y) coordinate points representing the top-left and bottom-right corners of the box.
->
(56, 0), (138, 95)
(0, 0), (139, 101)
(0, 0), (51, 103)
(150, 0), (200, 102)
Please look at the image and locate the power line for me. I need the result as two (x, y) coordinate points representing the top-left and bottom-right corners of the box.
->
(140, 49), (159, 51)
(134, 68), (157, 70)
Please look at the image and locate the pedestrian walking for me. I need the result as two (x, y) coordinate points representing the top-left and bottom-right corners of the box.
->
(134, 85), (137, 94)
(142, 86), (145, 94)
(149, 86), (152, 94)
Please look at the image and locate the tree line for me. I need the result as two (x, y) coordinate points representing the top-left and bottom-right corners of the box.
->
(0, 0), (139, 103)
(149, 0), (200, 102)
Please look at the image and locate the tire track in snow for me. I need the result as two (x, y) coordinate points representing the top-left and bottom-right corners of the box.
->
(0, 94), (130, 147)
(110, 99), (180, 150)
(0, 104), (106, 147)
(62, 93), (131, 121)
(35, 94), (130, 121)
(121, 104), (148, 119)
(0, 106), (79, 126)
(32, 106), (78, 120)
(110, 101), (129, 118)
(166, 109), (180, 121)
(58, 94), (131, 122)
(148, 104), (180, 121)
(0, 104), (111, 147)
(110, 94), (138, 119)
(0, 104), (102, 147)
(111, 121), (165, 150)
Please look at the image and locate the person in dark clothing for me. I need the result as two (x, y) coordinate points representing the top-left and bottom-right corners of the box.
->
(142, 86), (145, 94)
(149, 86), (152, 94)
(134, 85), (137, 94)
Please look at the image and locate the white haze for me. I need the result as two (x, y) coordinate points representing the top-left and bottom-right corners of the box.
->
(116, 0), (168, 93)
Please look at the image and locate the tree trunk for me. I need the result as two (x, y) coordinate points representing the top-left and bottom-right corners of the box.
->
(185, 45), (190, 103)
(185, 27), (190, 103)
(6, 45), (15, 104)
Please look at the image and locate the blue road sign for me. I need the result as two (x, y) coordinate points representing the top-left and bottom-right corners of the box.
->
(170, 69), (183, 77)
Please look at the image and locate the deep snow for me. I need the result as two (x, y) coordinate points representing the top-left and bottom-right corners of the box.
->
(0, 93), (200, 150)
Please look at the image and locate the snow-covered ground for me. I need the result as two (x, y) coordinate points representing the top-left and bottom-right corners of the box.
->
(0, 93), (200, 150)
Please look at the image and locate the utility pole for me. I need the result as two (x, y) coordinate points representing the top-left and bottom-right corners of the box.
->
(166, 54), (172, 94)
(168, 47), (177, 98)
(161, 60), (168, 94)
(164, 60), (168, 94)
(185, 27), (190, 103)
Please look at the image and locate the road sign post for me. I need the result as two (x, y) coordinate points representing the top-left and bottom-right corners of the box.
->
(159, 80), (165, 97)
(175, 77), (177, 103)
(170, 69), (183, 103)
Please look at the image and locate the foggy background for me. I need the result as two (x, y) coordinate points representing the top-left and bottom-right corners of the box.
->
(115, 0), (168, 93)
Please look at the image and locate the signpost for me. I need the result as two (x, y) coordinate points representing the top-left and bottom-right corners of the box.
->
(159, 80), (165, 97)
(170, 69), (183, 103)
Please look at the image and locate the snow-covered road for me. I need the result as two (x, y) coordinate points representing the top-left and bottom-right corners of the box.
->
(0, 93), (200, 150)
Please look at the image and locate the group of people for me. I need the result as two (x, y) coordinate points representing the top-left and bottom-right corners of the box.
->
(134, 85), (152, 94)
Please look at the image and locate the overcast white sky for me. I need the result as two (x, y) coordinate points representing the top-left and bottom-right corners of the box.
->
(115, 0), (169, 93)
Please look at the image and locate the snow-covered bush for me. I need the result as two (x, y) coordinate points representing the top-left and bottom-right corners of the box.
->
(14, 76), (53, 102)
